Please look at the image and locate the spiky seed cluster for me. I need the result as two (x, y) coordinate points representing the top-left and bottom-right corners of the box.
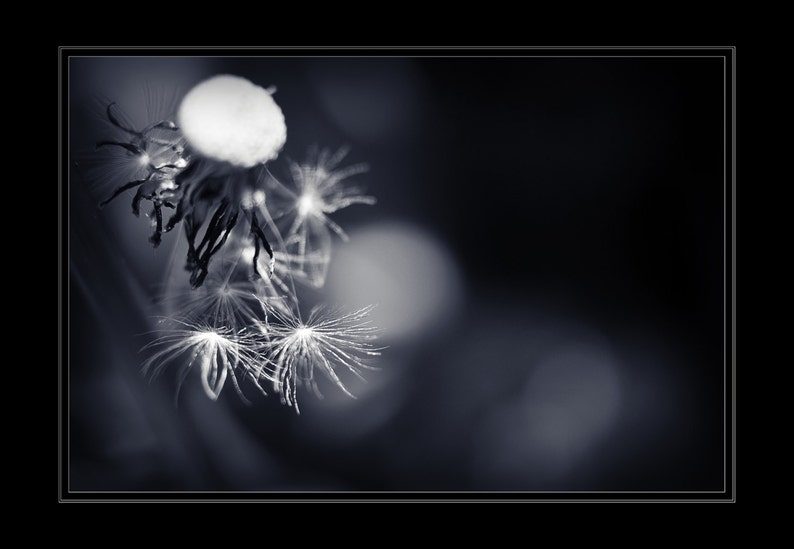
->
(91, 76), (380, 410)
(258, 305), (381, 412)
(141, 319), (264, 402)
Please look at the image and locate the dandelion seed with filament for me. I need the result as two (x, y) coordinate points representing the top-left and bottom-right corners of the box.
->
(264, 146), (376, 287)
(141, 319), (268, 402)
(165, 266), (264, 329)
(256, 304), (382, 412)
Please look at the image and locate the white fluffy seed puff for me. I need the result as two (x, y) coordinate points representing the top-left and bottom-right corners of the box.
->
(178, 75), (287, 168)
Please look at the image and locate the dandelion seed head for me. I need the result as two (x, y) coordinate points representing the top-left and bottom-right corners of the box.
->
(142, 318), (270, 402)
(262, 147), (376, 288)
(166, 267), (266, 328)
(178, 74), (287, 168)
(260, 304), (381, 410)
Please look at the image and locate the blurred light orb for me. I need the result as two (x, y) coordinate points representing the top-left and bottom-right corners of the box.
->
(178, 75), (286, 168)
(473, 342), (622, 485)
(326, 222), (463, 342)
(522, 345), (621, 460)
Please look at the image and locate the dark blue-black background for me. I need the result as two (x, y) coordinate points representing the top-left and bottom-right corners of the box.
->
(68, 55), (726, 491)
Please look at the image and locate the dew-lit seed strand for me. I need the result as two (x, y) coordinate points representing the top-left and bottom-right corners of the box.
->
(319, 213), (348, 241)
(260, 147), (375, 288)
(141, 321), (269, 401)
(226, 361), (253, 405)
(267, 269), (294, 296)
(319, 343), (374, 375)
(184, 282), (261, 328)
(289, 359), (299, 410)
(259, 304), (380, 408)
(324, 145), (350, 168)
(252, 199), (301, 304)
(275, 350), (293, 405)
(321, 195), (377, 214)
(175, 355), (195, 405)
(142, 335), (196, 374)
(315, 349), (355, 398)
(318, 166), (370, 191)
(317, 339), (374, 374)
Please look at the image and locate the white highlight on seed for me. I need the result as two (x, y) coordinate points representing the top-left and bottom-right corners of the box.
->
(241, 189), (267, 210)
(297, 193), (319, 217)
(197, 330), (224, 345)
(241, 245), (257, 264)
(178, 74), (287, 168)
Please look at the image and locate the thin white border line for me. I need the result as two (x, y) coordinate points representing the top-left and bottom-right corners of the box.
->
(58, 48), (65, 501)
(66, 55), (727, 59)
(58, 46), (735, 51)
(723, 56), (727, 493)
(69, 490), (728, 494)
(66, 55), (71, 495)
(730, 49), (736, 498)
(60, 51), (734, 500)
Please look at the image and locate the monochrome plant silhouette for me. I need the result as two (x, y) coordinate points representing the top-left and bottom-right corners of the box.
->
(90, 74), (380, 410)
